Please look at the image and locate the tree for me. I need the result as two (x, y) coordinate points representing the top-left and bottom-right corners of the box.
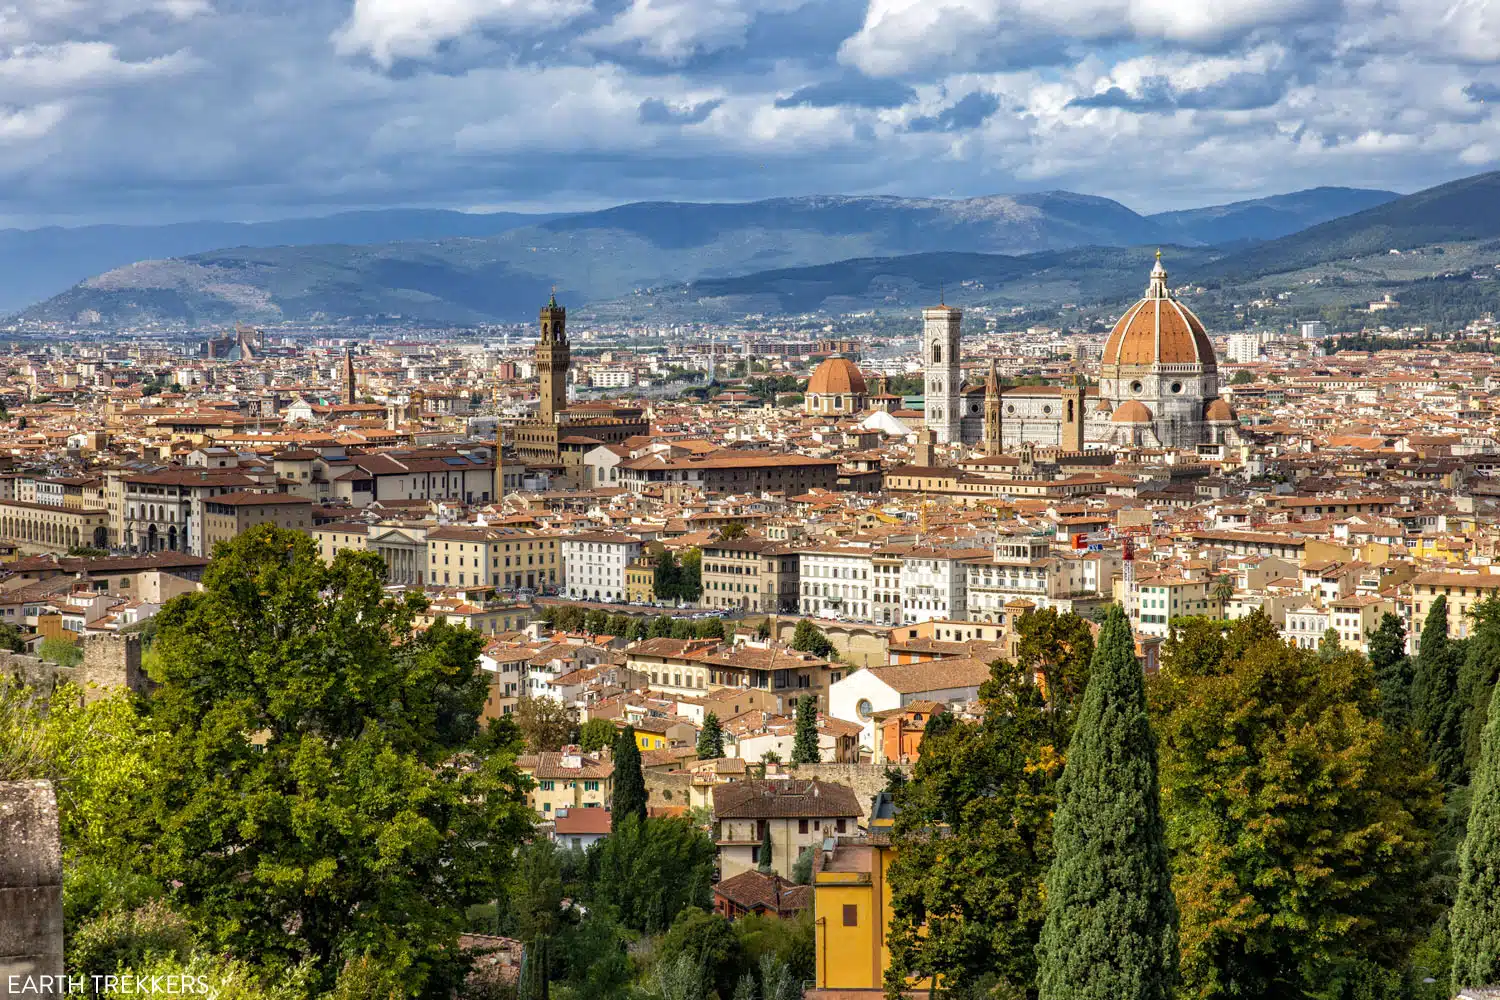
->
(39, 636), (83, 667)
(628, 618), (650, 642)
(757, 821), (774, 874)
(670, 619), (695, 640)
(142, 525), (535, 995)
(1013, 607), (1095, 744)
(1152, 610), (1442, 999)
(791, 695), (820, 764)
(719, 522), (748, 541)
(517, 935), (551, 1000)
(1211, 575), (1235, 608)
(1319, 626), (1344, 661)
(1230, 370), (1254, 385)
(515, 696), (578, 752)
(578, 718), (616, 754)
(585, 609), (609, 635)
(677, 549), (703, 603)
(657, 907), (744, 1000)
(68, 545), (109, 558)
(789, 619), (834, 659)
(1037, 604), (1178, 1000)
(755, 619), (771, 641)
(612, 726), (647, 823)
(791, 844), (816, 885)
(512, 839), (564, 943)
(1367, 612), (1414, 730)
(695, 617), (726, 640)
(653, 549), (681, 604)
(1459, 598), (1500, 775)
(649, 614), (674, 639)
(588, 815), (714, 933)
(606, 614), (632, 637)
(1413, 595), (1468, 785)
(884, 657), (1061, 995)
(1452, 693), (1500, 991)
(696, 713), (725, 760)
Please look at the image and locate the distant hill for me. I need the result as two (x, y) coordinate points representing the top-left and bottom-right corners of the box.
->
(1209, 171), (1500, 280)
(1148, 187), (1399, 246)
(0, 209), (552, 314)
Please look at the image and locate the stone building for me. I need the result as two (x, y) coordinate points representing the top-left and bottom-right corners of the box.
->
(804, 356), (868, 416)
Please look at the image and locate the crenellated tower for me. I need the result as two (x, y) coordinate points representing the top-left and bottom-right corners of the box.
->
(537, 291), (570, 424)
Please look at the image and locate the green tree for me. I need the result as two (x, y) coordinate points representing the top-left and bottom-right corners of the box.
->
(695, 617), (726, 640)
(1152, 610), (1442, 1000)
(628, 617), (650, 642)
(511, 839), (564, 943)
(0, 622), (25, 652)
(649, 614), (674, 639)
(789, 619), (834, 659)
(696, 713), (725, 760)
(677, 549), (703, 602)
(1453, 691), (1500, 991)
(791, 695), (820, 764)
(1229, 370), (1254, 385)
(515, 695), (578, 752)
(585, 609), (609, 634)
(1414, 595), (1468, 784)
(657, 907), (744, 1000)
(757, 820), (774, 874)
(735, 912), (814, 986)
(612, 725), (647, 823)
(885, 658), (1060, 995)
(719, 522), (748, 541)
(1037, 604), (1178, 1000)
(1367, 611), (1414, 730)
(790, 844), (816, 885)
(578, 718), (616, 754)
(1319, 626), (1344, 661)
(654, 548), (681, 604)
(1459, 599), (1500, 774)
(1014, 607), (1096, 743)
(670, 619), (695, 639)
(143, 525), (534, 995)
(517, 935), (551, 1000)
(39, 636), (83, 667)
(606, 614), (633, 637)
(588, 815), (714, 933)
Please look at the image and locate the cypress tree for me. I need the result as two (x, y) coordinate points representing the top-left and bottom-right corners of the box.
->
(1414, 595), (1467, 784)
(791, 694), (821, 764)
(697, 713), (725, 760)
(757, 820), (774, 874)
(1452, 695), (1500, 990)
(1367, 611), (1413, 730)
(612, 726), (647, 823)
(1037, 604), (1178, 1000)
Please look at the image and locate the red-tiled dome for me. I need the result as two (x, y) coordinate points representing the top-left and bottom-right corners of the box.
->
(1101, 256), (1215, 368)
(1111, 400), (1153, 424)
(1205, 398), (1236, 422)
(807, 356), (867, 396)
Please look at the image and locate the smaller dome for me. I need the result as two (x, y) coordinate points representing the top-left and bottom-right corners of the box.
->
(1205, 398), (1236, 422)
(1093, 399), (1114, 414)
(807, 356), (867, 396)
(1112, 400), (1153, 424)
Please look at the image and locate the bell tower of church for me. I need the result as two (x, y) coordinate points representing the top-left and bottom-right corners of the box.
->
(536, 291), (570, 424)
(983, 358), (1002, 456)
(923, 304), (962, 444)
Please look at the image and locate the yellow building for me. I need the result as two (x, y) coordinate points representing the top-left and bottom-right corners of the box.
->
(515, 751), (614, 818)
(626, 554), (658, 603)
(1409, 570), (1500, 649)
(810, 795), (926, 997)
(426, 526), (559, 591)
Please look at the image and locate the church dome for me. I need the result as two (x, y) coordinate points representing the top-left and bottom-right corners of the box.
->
(1101, 254), (1215, 368)
(807, 356), (867, 396)
(1205, 398), (1236, 422)
(1111, 400), (1153, 424)
(1093, 398), (1114, 414)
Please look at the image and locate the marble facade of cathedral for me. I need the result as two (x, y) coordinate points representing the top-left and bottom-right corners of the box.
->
(923, 256), (1239, 454)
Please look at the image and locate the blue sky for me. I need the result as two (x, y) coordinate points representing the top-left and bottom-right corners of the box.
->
(3, 0), (1499, 226)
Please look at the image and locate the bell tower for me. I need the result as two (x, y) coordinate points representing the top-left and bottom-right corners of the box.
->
(922, 304), (962, 444)
(537, 291), (570, 424)
(983, 358), (1002, 456)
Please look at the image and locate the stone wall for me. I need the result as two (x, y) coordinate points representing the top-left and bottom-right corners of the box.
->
(645, 770), (693, 812)
(772, 762), (912, 823)
(0, 780), (64, 994)
(1, 633), (148, 705)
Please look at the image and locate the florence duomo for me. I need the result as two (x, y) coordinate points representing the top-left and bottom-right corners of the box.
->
(919, 252), (1240, 457)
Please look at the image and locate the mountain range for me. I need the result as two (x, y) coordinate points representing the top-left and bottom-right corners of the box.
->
(9, 183), (1424, 326)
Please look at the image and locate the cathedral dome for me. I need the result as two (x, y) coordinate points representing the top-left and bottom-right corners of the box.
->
(1101, 254), (1215, 368)
(1205, 398), (1236, 422)
(807, 356), (867, 396)
(1111, 400), (1153, 424)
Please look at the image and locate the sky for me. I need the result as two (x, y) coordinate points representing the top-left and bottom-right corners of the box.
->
(3, 0), (1500, 227)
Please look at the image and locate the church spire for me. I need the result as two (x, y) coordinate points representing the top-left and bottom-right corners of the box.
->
(1147, 249), (1169, 299)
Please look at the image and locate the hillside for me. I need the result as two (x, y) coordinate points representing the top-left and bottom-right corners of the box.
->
(1148, 187), (1399, 246)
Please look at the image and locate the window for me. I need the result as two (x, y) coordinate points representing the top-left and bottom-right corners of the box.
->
(843, 905), (858, 927)
(799, 819), (808, 834)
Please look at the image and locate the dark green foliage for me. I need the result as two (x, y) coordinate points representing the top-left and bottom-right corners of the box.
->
(611, 726), (647, 823)
(517, 935), (550, 1000)
(1320, 627), (1344, 661)
(736, 912), (815, 988)
(791, 694), (820, 764)
(884, 658), (1060, 995)
(757, 820), (774, 874)
(671, 619), (695, 639)
(649, 614), (674, 638)
(696, 713), (724, 760)
(512, 839), (563, 943)
(1036, 604), (1177, 1000)
(585, 610), (609, 634)
(1153, 610), (1443, 1000)
(143, 525), (535, 996)
(1414, 595), (1469, 785)
(0, 622), (26, 652)
(587, 815), (714, 933)
(606, 613), (633, 637)
(628, 618), (649, 642)
(695, 618), (726, 640)
(578, 718), (616, 754)
(1452, 693), (1500, 990)
(789, 620), (834, 659)
(1459, 599), (1500, 775)
(652, 548), (704, 604)
(657, 907), (744, 1000)
(1368, 612), (1414, 730)
(1012, 607), (1095, 745)
(790, 844), (816, 885)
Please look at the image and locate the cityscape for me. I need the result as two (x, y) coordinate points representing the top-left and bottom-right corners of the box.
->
(7, 3), (1500, 1000)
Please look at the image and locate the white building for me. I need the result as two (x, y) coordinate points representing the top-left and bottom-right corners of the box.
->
(900, 547), (984, 624)
(965, 534), (1121, 623)
(828, 658), (991, 754)
(561, 531), (642, 603)
(1300, 320), (1329, 339)
(799, 547), (877, 621)
(1227, 332), (1268, 364)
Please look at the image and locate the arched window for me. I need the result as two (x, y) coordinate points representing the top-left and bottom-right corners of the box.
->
(1067, 399), (1075, 421)
(932, 343), (942, 364)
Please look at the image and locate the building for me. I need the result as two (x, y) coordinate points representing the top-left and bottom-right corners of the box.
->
(617, 450), (839, 496)
(426, 526), (559, 591)
(900, 547), (986, 625)
(1131, 575), (1224, 637)
(516, 751), (614, 818)
(829, 658), (991, 753)
(713, 779), (861, 881)
(804, 356), (868, 416)
(0, 500), (111, 556)
(626, 553), (659, 603)
(551, 807), (612, 851)
(799, 547), (876, 621)
(700, 537), (800, 614)
(561, 531), (643, 603)
(121, 469), (278, 555)
(200, 493), (313, 553)
(1409, 570), (1500, 650)
(713, 870), (811, 922)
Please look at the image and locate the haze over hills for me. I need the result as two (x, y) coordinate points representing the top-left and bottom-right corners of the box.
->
(1148, 187), (1399, 247)
(14, 183), (1427, 326)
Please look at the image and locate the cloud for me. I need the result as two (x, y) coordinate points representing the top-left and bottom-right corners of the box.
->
(638, 97), (723, 124)
(1465, 82), (1500, 103)
(334, 0), (592, 67)
(1069, 72), (1289, 112)
(775, 75), (915, 109)
(582, 0), (812, 64)
(908, 91), (1002, 131)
